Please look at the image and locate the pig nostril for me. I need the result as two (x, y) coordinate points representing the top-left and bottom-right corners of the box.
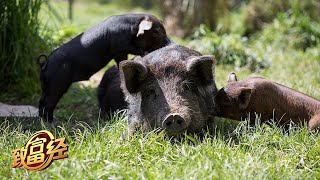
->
(162, 114), (187, 133)
(166, 121), (172, 126)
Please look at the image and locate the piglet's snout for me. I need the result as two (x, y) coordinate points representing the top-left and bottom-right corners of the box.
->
(162, 113), (189, 133)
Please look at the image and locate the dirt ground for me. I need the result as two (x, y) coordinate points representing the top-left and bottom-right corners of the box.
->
(0, 102), (38, 117)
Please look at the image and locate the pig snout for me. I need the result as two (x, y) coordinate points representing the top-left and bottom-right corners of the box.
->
(162, 113), (190, 134)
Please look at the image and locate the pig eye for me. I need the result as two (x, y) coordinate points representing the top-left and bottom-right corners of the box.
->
(181, 83), (193, 92)
(147, 89), (157, 98)
(152, 28), (162, 36)
(153, 28), (161, 33)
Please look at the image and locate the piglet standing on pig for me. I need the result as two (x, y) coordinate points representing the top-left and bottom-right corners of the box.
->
(37, 14), (170, 122)
(119, 44), (218, 136)
(215, 72), (320, 130)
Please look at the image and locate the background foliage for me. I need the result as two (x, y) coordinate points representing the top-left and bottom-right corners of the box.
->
(0, 0), (48, 102)
(2, 0), (320, 101)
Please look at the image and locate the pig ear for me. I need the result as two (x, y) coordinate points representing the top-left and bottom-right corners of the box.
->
(238, 88), (252, 110)
(120, 60), (147, 94)
(137, 19), (153, 37)
(187, 55), (215, 86)
(130, 56), (143, 61)
(227, 72), (238, 83)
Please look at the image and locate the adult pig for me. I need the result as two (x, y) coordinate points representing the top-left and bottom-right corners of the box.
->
(215, 72), (320, 129)
(119, 44), (218, 136)
(38, 14), (170, 122)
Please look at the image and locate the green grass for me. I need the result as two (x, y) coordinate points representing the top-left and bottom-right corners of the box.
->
(0, 0), (46, 103)
(1, 116), (320, 179)
(1, 43), (319, 178)
(1, 1), (320, 179)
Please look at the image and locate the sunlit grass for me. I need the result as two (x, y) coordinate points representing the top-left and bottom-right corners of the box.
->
(1, 44), (320, 178)
(39, 1), (160, 33)
(1, 115), (319, 179)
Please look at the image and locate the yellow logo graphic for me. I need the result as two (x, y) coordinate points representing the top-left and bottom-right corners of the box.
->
(12, 130), (68, 171)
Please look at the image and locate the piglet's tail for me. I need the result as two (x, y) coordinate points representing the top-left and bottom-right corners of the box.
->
(36, 54), (48, 70)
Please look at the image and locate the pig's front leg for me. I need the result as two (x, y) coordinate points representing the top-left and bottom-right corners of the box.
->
(127, 46), (147, 56)
(38, 92), (46, 118)
(114, 54), (128, 67)
(41, 64), (74, 122)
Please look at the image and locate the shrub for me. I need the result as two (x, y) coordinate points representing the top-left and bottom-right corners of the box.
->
(189, 25), (269, 72)
(51, 25), (79, 45)
(0, 0), (48, 102)
(242, 0), (320, 36)
(256, 12), (320, 50)
(242, 0), (289, 36)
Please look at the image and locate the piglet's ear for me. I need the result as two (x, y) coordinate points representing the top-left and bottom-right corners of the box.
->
(238, 87), (252, 110)
(227, 72), (238, 83)
(120, 60), (147, 94)
(137, 19), (153, 37)
(187, 55), (215, 86)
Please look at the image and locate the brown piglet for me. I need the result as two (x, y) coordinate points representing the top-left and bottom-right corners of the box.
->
(215, 72), (320, 129)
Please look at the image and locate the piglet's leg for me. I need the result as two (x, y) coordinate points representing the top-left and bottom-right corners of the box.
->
(43, 67), (73, 122)
(114, 54), (128, 67)
(308, 114), (320, 130)
(127, 47), (145, 56)
(38, 92), (46, 118)
(98, 93), (107, 120)
(44, 85), (70, 122)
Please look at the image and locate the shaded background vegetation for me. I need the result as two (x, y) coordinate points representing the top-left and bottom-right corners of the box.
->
(0, 0), (319, 102)
(0, 0), (46, 102)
